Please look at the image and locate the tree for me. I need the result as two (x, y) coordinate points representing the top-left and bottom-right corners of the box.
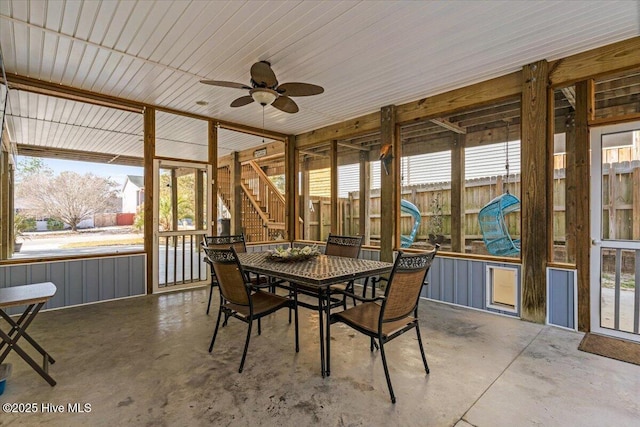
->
(133, 172), (196, 231)
(17, 171), (118, 231)
(16, 157), (53, 180)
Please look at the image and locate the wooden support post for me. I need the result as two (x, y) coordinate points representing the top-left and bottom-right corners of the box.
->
(330, 140), (338, 235)
(143, 107), (156, 295)
(8, 166), (13, 257)
(380, 105), (398, 263)
(564, 113), (577, 264)
(451, 134), (466, 252)
(575, 80), (593, 332)
(302, 159), (311, 240)
(634, 168), (640, 241)
(285, 135), (298, 241)
(209, 121), (218, 235)
(0, 150), (9, 260)
(195, 170), (204, 230)
(230, 151), (242, 235)
(171, 169), (178, 232)
(359, 151), (371, 245)
(521, 60), (549, 324)
(608, 166), (617, 239)
(547, 84), (558, 263)
(319, 200), (325, 241)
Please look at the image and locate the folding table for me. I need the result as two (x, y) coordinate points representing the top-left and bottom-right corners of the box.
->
(0, 282), (57, 386)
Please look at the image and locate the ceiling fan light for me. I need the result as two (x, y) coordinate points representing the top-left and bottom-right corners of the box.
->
(250, 88), (278, 106)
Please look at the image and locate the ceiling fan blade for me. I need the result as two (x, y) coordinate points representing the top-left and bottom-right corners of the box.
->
(277, 82), (324, 97)
(272, 96), (299, 114)
(230, 96), (254, 107)
(250, 61), (278, 88)
(200, 80), (251, 90)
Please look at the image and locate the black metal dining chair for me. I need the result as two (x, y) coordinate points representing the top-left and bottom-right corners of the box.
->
(207, 247), (299, 373)
(201, 234), (268, 314)
(291, 234), (364, 318)
(330, 247), (438, 403)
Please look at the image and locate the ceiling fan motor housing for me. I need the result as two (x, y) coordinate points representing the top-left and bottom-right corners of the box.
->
(250, 88), (278, 106)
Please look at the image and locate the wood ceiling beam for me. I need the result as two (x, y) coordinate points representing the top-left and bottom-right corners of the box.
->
(5, 74), (144, 113)
(5, 74), (288, 141)
(208, 119), (287, 142)
(295, 72), (521, 148)
(295, 112), (381, 149)
(429, 118), (467, 134)
(336, 141), (370, 151)
(396, 72), (522, 124)
(561, 87), (576, 109)
(16, 144), (143, 167)
(298, 149), (329, 158)
(549, 36), (640, 87)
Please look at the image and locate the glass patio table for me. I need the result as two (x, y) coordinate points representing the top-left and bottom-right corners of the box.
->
(237, 251), (393, 377)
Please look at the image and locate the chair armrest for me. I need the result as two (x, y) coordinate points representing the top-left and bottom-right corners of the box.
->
(335, 289), (385, 303)
(371, 276), (389, 285)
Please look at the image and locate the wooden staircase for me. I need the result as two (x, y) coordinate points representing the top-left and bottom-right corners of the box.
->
(217, 160), (285, 242)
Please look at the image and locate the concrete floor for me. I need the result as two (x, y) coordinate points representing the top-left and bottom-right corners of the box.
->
(0, 287), (638, 427)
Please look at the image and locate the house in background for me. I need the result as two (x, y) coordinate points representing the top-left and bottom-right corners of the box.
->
(121, 175), (144, 215)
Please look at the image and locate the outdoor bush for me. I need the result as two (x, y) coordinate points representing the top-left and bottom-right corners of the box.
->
(23, 216), (37, 232)
(133, 206), (144, 231)
(14, 213), (34, 240)
(47, 218), (65, 231)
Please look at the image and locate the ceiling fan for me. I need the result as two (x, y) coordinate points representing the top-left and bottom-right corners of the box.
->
(200, 61), (324, 113)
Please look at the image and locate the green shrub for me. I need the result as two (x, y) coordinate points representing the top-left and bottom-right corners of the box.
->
(47, 218), (65, 230)
(23, 217), (37, 232)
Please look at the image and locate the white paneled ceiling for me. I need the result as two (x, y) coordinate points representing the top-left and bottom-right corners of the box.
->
(1, 0), (638, 159)
(5, 90), (143, 156)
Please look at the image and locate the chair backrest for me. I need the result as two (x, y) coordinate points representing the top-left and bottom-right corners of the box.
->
(382, 248), (438, 323)
(202, 234), (247, 253)
(206, 247), (250, 306)
(324, 234), (363, 259)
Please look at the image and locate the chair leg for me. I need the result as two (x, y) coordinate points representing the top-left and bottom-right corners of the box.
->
(379, 339), (396, 404)
(206, 282), (214, 315)
(415, 323), (430, 374)
(342, 281), (356, 309)
(318, 298), (325, 377)
(239, 321), (253, 373)
(348, 281), (357, 307)
(288, 288), (293, 324)
(293, 293), (299, 353)
(258, 318), (261, 335)
(208, 304), (223, 352)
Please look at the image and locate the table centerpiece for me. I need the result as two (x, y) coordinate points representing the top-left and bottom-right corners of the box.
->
(266, 245), (321, 262)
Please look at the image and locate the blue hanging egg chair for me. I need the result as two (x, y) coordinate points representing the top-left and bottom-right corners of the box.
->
(400, 199), (421, 248)
(478, 192), (521, 256)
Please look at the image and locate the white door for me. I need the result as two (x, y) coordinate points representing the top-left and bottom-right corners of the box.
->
(590, 122), (640, 342)
(152, 159), (212, 293)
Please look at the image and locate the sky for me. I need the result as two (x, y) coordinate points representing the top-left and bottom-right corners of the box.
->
(18, 156), (143, 189)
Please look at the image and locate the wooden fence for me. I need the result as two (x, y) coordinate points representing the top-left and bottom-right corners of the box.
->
(299, 161), (639, 253)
